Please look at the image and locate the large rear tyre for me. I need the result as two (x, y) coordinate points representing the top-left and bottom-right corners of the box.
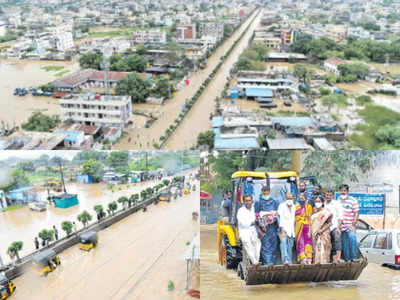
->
(223, 236), (241, 270)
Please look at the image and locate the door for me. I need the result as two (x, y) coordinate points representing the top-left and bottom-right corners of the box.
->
(359, 233), (376, 261)
(369, 232), (391, 265)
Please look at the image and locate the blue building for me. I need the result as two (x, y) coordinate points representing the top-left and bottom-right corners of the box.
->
(9, 187), (37, 204)
(76, 174), (95, 184)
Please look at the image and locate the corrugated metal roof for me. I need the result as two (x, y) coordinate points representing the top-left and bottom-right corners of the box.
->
(215, 136), (260, 150)
(212, 116), (224, 128)
(267, 138), (311, 150)
(245, 88), (273, 97)
(313, 138), (336, 150)
(271, 117), (314, 127)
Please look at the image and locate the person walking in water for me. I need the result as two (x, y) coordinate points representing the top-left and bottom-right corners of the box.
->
(53, 225), (59, 240)
(34, 237), (39, 250)
(73, 221), (78, 232)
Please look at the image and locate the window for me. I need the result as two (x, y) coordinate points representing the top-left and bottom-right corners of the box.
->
(373, 233), (388, 249)
(360, 234), (375, 248)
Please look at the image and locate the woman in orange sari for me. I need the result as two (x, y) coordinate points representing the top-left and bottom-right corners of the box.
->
(295, 193), (313, 264)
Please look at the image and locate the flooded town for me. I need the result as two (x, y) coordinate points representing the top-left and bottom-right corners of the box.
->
(200, 150), (400, 300)
(0, 150), (200, 299)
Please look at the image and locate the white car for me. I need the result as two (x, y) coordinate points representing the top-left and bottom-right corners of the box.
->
(29, 201), (47, 212)
(359, 229), (400, 269)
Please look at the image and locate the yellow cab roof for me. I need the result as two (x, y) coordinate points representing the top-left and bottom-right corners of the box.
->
(232, 171), (297, 179)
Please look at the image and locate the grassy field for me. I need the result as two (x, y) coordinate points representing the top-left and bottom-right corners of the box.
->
(5, 205), (22, 211)
(41, 65), (65, 72)
(55, 70), (70, 77)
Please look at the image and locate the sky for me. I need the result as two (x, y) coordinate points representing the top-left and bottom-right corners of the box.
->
(0, 150), (78, 161)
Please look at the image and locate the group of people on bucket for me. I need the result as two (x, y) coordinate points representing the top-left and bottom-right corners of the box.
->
(224, 179), (360, 266)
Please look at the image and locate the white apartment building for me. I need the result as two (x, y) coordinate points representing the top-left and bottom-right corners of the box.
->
(60, 94), (132, 128)
(199, 22), (224, 41)
(347, 26), (371, 39)
(133, 29), (167, 45)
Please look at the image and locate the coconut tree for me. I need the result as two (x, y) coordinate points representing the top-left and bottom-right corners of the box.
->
(61, 221), (73, 236)
(7, 241), (23, 262)
(140, 190), (148, 200)
(162, 179), (170, 187)
(93, 205), (105, 220)
(38, 229), (54, 246)
(77, 210), (92, 227)
(129, 194), (139, 207)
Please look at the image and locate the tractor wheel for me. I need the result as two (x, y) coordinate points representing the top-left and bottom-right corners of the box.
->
(223, 236), (241, 270)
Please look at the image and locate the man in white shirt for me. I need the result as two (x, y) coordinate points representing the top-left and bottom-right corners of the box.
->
(237, 194), (261, 265)
(277, 193), (296, 265)
(324, 189), (343, 263)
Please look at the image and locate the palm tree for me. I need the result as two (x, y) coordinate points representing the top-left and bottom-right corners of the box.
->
(77, 210), (92, 227)
(7, 241), (23, 262)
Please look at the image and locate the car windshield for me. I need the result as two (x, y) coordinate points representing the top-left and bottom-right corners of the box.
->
(270, 178), (297, 204)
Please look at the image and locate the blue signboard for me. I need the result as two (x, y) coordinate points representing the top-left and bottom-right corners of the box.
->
(334, 193), (385, 215)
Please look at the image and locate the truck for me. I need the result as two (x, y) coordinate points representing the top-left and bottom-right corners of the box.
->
(217, 170), (368, 285)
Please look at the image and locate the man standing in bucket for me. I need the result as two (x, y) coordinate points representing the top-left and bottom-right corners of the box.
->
(339, 184), (360, 262)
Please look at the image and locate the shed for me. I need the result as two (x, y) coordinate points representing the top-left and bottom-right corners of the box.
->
(266, 138), (312, 150)
(230, 88), (239, 99)
(76, 174), (95, 184)
(245, 88), (273, 99)
(53, 193), (79, 208)
(9, 187), (37, 203)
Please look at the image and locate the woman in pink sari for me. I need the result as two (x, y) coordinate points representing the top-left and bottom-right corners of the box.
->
(295, 193), (313, 264)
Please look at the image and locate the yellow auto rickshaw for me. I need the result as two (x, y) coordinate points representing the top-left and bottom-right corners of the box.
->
(79, 231), (98, 251)
(0, 274), (15, 299)
(32, 249), (61, 276)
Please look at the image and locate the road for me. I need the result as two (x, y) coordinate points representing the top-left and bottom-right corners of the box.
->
(200, 224), (400, 300)
(164, 11), (262, 149)
(11, 180), (199, 300)
(115, 9), (260, 150)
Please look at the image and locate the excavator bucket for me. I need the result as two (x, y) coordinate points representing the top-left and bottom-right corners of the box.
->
(238, 249), (368, 285)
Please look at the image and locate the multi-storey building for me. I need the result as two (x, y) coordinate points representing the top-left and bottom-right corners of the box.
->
(199, 22), (224, 42)
(176, 24), (196, 40)
(133, 29), (167, 45)
(60, 94), (132, 128)
(325, 25), (347, 43)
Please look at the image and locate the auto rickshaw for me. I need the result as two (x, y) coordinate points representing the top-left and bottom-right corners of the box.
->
(32, 249), (61, 276)
(183, 183), (191, 195)
(79, 231), (98, 251)
(0, 274), (15, 299)
(156, 192), (171, 203)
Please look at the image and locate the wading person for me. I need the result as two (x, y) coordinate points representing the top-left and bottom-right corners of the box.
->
(237, 195), (261, 265)
(295, 193), (313, 264)
(256, 186), (279, 266)
(34, 237), (39, 250)
(53, 225), (58, 240)
(325, 189), (344, 263)
(311, 195), (332, 264)
(339, 184), (360, 262)
(277, 193), (296, 265)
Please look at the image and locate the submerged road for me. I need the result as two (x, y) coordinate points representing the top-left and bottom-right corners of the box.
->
(164, 10), (262, 149)
(115, 9), (260, 150)
(11, 181), (199, 300)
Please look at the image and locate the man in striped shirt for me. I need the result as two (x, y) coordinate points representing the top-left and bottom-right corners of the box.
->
(339, 184), (360, 262)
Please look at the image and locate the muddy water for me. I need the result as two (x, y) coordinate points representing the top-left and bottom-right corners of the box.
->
(201, 224), (400, 300)
(10, 180), (199, 300)
(115, 10), (260, 150)
(0, 59), (79, 125)
(0, 173), (187, 264)
(164, 11), (262, 149)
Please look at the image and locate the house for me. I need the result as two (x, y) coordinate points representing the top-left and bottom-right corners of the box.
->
(324, 57), (346, 75)
(9, 187), (38, 204)
(324, 25), (347, 43)
(76, 174), (95, 183)
(177, 24), (196, 40)
(55, 130), (85, 148)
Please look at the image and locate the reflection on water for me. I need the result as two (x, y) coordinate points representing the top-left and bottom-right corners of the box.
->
(0, 179), (163, 263)
(0, 59), (79, 125)
(200, 224), (400, 300)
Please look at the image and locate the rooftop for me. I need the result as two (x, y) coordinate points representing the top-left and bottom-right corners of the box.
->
(266, 138), (312, 150)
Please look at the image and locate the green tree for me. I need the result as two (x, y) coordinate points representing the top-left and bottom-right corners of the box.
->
(129, 194), (139, 206)
(61, 221), (73, 236)
(375, 125), (400, 147)
(126, 55), (148, 72)
(106, 151), (130, 170)
(10, 169), (30, 189)
(79, 51), (104, 69)
(301, 151), (376, 188)
(152, 77), (174, 99)
(72, 151), (108, 165)
(209, 152), (246, 191)
(7, 241), (23, 261)
(165, 42), (184, 65)
(294, 64), (315, 84)
(197, 130), (215, 149)
(321, 94), (349, 112)
(93, 204), (105, 219)
(108, 201), (118, 214)
(115, 73), (151, 103)
(16, 161), (35, 172)
(38, 229), (54, 245)
(21, 111), (60, 132)
(355, 95), (373, 106)
(162, 179), (170, 187)
(77, 210), (92, 227)
(117, 196), (129, 209)
(81, 159), (104, 182)
(136, 44), (147, 55)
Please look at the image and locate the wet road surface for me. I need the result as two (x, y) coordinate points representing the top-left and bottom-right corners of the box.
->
(10, 181), (199, 300)
(115, 9), (260, 150)
(200, 224), (400, 300)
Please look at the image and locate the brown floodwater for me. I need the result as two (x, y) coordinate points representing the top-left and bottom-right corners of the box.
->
(0, 172), (190, 264)
(115, 9), (261, 150)
(0, 59), (79, 125)
(8, 178), (199, 300)
(164, 10), (262, 149)
(200, 224), (400, 300)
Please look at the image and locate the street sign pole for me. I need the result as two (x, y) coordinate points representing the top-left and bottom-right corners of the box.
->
(383, 194), (386, 229)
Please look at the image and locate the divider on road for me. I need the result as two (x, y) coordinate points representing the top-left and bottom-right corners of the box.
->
(159, 8), (261, 149)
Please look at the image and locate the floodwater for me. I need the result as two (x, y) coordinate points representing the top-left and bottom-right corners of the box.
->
(115, 9), (261, 150)
(10, 180), (199, 300)
(164, 10), (262, 149)
(200, 224), (400, 300)
(0, 59), (79, 125)
(0, 171), (191, 264)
